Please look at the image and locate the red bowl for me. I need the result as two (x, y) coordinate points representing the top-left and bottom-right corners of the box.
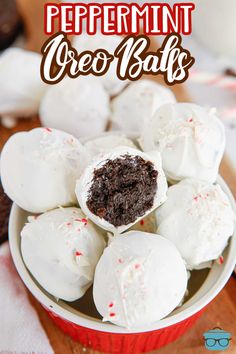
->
(9, 175), (236, 354)
(45, 306), (205, 353)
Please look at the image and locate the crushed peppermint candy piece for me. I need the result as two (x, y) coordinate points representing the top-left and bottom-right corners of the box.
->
(216, 256), (224, 265)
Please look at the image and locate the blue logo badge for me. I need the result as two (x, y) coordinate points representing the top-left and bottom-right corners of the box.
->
(203, 327), (231, 351)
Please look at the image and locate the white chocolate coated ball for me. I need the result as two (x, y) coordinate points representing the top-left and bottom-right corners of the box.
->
(93, 231), (187, 328)
(40, 76), (110, 138)
(111, 80), (176, 132)
(156, 179), (235, 269)
(0, 128), (89, 213)
(21, 207), (105, 301)
(141, 103), (225, 183)
(76, 146), (167, 234)
(84, 133), (136, 158)
(0, 48), (47, 120)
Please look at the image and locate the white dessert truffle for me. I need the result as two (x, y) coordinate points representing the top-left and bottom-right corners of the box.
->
(156, 179), (235, 269)
(76, 146), (167, 234)
(73, 33), (127, 95)
(21, 207), (105, 301)
(84, 133), (136, 158)
(0, 48), (47, 124)
(141, 103), (225, 183)
(39, 76), (110, 138)
(0, 128), (89, 213)
(111, 80), (176, 132)
(93, 231), (187, 328)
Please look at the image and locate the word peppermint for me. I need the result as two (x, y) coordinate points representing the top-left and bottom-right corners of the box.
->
(45, 3), (195, 35)
(41, 33), (195, 85)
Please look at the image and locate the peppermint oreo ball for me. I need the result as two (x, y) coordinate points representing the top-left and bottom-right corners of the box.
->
(0, 128), (89, 213)
(111, 80), (176, 132)
(21, 207), (105, 301)
(93, 231), (187, 328)
(40, 76), (110, 139)
(84, 134), (136, 158)
(76, 147), (167, 234)
(141, 103), (225, 183)
(0, 48), (47, 125)
(156, 179), (235, 269)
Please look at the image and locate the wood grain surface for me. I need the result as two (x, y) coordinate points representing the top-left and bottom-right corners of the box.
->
(0, 2), (236, 353)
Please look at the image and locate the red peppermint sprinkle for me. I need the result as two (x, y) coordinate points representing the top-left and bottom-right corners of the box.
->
(109, 312), (116, 317)
(75, 251), (83, 257)
(108, 302), (114, 308)
(217, 256), (224, 265)
(118, 258), (124, 264)
(45, 127), (52, 133)
(187, 117), (193, 123)
(81, 218), (88, 225)
(74, 218), (88, 226)
(194, 196), (198, 201)
(66, 222), (71, 226)
(135, 264), (141, 269)
(140, 220), (145, 226)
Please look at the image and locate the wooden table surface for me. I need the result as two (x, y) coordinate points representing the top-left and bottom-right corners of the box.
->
(1, 2), (236, 352)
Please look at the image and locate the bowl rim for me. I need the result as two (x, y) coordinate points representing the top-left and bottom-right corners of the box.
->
(9, 174), (236, 334)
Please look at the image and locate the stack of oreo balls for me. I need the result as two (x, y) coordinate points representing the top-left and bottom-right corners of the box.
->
(0, 99), (234, 329)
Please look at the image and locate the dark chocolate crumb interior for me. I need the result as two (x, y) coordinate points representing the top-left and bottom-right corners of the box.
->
(86, 155), (158, 227)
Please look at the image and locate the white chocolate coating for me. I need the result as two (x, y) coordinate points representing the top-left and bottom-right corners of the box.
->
(39, 76), (110, 138)
(111, 80), (176, 132)
(93, 231), (187, 328)
(156, 179), (235, 269)
(84, 134), (136, 158)
(73, 33), (127, 95)
(21, 207), (105, 301)
(76, 146), (168, 234)
(0, 48), (47, 120)
(141, 103), (225, 183)
(0, 128), (89, 213)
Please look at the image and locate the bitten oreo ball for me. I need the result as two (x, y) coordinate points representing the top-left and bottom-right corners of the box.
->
(76, 147), (167, 233)
(87, 155), (158, 227)
(0, 0), (22, 51)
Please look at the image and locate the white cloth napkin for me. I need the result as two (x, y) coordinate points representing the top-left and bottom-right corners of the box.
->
(0, 242), (54, 354)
